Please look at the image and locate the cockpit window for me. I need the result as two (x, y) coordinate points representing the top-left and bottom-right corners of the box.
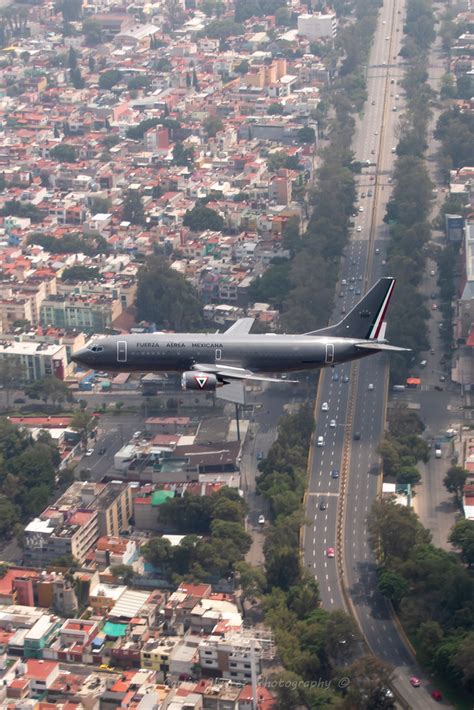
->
(87, 344), (104, 353)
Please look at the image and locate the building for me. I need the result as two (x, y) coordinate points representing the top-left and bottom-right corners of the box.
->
(198, 633), (262, 683)
(23, 481), (134, 567)
(40, 294), (122, 332)
(297, 12), (337, 40)
(23, 510), (98, 567)
(0, 340), (68, 382)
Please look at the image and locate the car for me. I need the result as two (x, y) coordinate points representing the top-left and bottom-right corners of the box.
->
(409, 677), (421, 688)
(99, 664), (115, 672)
(85, 448), (94, 457)
(257, 451), (264, 460)
(356, 226), (362, 232)
(349, 276), (355, 282)
(322, 402), (329, 411)
(13, 398), (26, 404)
(343, 375), (350, 383)
(326, 547), (335, 558)
(435, 447), (442, 458)
(367, 190), (373, 196)
(361, 192), (366, 197)
(351, 258), (357, 265)
(382, 19), (386, 23)
(371, 149), (376, 155)
(382, 688), (394, 700)
(353, 432), (361, 441)
(385, 35), (390, 40)
(133, 431), (141, 439)
(332, 371), (339, 382)
(431, 690), (442, 701)
(97, 371), (108, 377)
(368, 383), (374, 390)
(341, 307), (346, 314)
(430, 269), (436, 276)
(329, 419), (336, 428)
(341, 279), (347, 285)
(349, 284), (354, 291)
(375, 247), (380, 254)
(371, 100), (375, 105)
(258, 514), (265, 525)
(370, 176), (375, 181)
(388, 177), (392, 183)
(319, 499), (327, 511)
(391, 147), (396, 153)
(355, 288), (361, 295)
(331, 468), (340, 478)
(439, 374), (446, 382)
(98, 447), (106, 455)
(392, 106), (397, 111)
(374, 131), (378, 135)
(317, 436), (324, 447)
(432, 303), (438, 310)
(430, 292), (437, 299)
(339, 291), (345, 297)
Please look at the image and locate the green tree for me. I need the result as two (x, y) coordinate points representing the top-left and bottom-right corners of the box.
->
(368, 498), (431, 563)
(444, 465), (468, 505)
(70, 410), (94, 447)
(235, 59), (249, 74)
(378, 569), (409, 608)
(127, 75), (151, 91)
(99, 69), (122, 91)
(122, 190), (145, 226)
(135, 256), (203, 330)
(342, 655), (394, 709)
(172, 141), (194, 167)
(183, 205), (224, 232)
(453, 632), (474, 690)
(235, 561), (265, 608)
(203, 114), (223, 138)
(268, 102), (284, 115)
(70, 67), (84, 89)
(110, 564), (134, 583)
(297, 126), (316, 144)
(449, 519), (474, 567)
(68, 46), (77, 70)
(50, 143), (77, 163)
(0, 496), (19, 538)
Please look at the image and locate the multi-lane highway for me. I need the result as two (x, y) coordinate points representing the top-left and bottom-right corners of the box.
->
(303, 0), (446, 706)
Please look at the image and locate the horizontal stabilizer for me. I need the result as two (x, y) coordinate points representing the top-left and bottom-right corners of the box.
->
(224, 318), (255, 336)
(355, 341), (411, 352)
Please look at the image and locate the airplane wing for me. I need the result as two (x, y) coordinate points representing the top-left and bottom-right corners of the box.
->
(191, 362), (298, 383)
(224, 318), (255, 336)
(355, 341), (411, 352)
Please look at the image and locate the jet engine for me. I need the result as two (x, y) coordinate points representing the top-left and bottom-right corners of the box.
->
(181, 371), (219, 391)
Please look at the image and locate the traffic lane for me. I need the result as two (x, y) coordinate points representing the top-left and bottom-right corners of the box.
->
(305, 492), (342, 608)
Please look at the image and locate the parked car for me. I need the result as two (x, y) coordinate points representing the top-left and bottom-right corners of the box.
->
(409, 677), (421, 688)
(258, 514), (265, 525)
(85, 448), (94, 457)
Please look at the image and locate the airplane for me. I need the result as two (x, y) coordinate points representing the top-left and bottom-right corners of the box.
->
(71, 277), (408, 391)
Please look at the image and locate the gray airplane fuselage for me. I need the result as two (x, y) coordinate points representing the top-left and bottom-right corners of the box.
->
(73, 332), (371, 374)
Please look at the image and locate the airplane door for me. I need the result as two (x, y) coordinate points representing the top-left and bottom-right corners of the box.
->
(325, 343), (334, 365)
(117, 340), (127, 363)
(215, 348), (222, 361)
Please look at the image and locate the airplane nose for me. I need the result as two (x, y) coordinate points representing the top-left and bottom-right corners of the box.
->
(71, 347), (90, 365)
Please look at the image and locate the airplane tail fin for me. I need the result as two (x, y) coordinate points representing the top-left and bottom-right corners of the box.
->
(305, 277), (396, 340)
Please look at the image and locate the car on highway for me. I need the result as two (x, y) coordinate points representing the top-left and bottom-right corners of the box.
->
(85, 448), (94, 457)
(319, 499), (327, 511)
(343, 375), (350, 383)
(409, 677), (421, 688)
(349, 284), (354, 291)
(329, 419), (336, 428)
(432, 303), (438, 310)
(431, 690), (442, 701)
(341, 306), (346, 314)
(331, 468), (339, 478)
(332, 371), (339, 381)
(317, 436), (324, 447)
(355, 288), (361, 295)
(98, 447), (106, 455)
(326, 547), (335, 558)
(258, 514), (265, 525)
(322, 402), (329, 411)
(353, 432), (361, 441)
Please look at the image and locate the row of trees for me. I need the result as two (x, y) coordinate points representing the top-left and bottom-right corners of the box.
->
(378, 405), (429, 486)
(27, 231), (109, 257)
(384, 0), (436, 383)
(368, 498), (474, 696)
(254, 406), (394, 707)
(141, 487), (251, 583)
